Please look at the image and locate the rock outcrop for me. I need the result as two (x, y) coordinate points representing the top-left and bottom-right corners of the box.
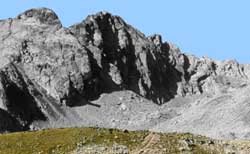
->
(1, 8), (250, 138)
(0, 63), (47, 131)
(70, 12), (182, 104)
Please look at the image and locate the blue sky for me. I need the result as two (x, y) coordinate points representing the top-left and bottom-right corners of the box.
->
(1, 0), (250, 63)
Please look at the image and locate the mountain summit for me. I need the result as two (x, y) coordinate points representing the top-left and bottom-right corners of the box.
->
(0, 8), (250, 139)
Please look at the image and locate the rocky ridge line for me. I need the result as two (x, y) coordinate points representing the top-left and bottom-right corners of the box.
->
(0, 8), (250, 134)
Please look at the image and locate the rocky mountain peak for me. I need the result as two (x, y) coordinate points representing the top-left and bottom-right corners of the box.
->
(85, 11), (126, 28)
(1, 9), (250, 139)
(16, 8), (62, 27)
(0, 8), (248, 107)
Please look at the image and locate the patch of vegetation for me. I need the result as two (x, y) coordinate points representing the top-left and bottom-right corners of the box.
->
(0, 127), (249, 154)
(0, 127), (147, 154)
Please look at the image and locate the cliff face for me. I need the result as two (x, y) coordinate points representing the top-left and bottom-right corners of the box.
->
(0, 8), (250, 138)
(69, 12), (183, 104)
(0, 8), (182, 110)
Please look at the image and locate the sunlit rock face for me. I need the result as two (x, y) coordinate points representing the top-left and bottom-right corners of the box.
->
(1, 8), (250, 139)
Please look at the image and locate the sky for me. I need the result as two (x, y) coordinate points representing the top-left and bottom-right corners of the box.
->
(0, 0), (250, 63)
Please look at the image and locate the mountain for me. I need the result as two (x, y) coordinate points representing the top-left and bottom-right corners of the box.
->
(1, 8), (250, 139)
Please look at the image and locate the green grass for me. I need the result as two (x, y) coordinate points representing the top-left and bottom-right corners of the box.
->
(0, 127), (147, 154)
(0, 127), (247, 154)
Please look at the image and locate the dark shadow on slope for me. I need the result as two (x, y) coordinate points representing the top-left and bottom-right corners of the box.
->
(145, 42), (183, 104)
(4, 82), (47, 129)
(93, 15), (184, 105)
(80, 15), (142, 102)
(183, 54), (191, 81)
(0, 64), (47, 130)
(122, 29), (143, 94)
(71, 97), (101, 108)
(82, 48), (121, 101)
(0, 108), (24, 132)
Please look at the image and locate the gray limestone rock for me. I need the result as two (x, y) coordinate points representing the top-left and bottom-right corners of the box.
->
(70, 13), (181, 104)
(1, 8), (250, 139)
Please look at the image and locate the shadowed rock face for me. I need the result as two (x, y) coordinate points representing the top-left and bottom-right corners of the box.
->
(69, 12), (182, 103)
(0, 64), (46, 131)
(0, 108), (23, 132)
(1, 8), (250, 137)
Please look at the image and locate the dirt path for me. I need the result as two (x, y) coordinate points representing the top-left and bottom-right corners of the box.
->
(131, 132), (161, 154)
